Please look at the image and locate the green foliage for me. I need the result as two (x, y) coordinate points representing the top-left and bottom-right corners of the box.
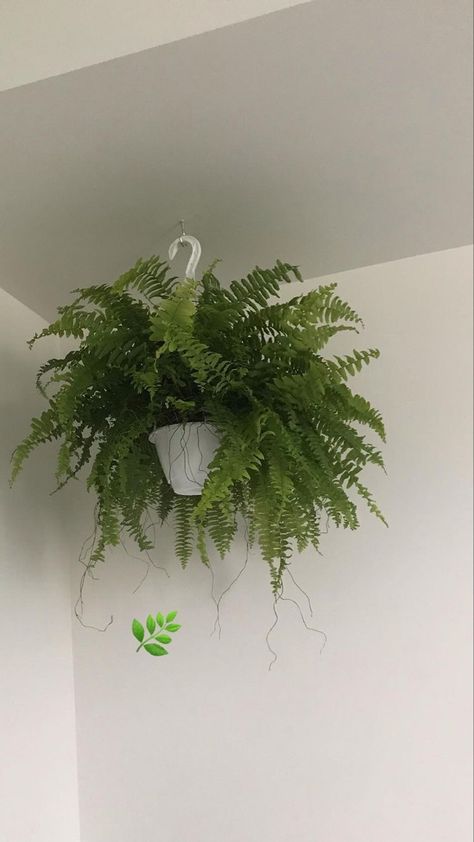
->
(132, 610), (181, 656)
(11, 255), (386, 594)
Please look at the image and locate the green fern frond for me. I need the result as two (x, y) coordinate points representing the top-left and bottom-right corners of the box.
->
(11, 250), (386, 597)
(113, 255), (177, 301)
(174, 496), (197, 567)
(223, 261), (302, 314)
(10, 408), (60, 484)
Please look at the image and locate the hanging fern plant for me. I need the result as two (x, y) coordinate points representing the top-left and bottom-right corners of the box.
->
(11, 251), (386, 594)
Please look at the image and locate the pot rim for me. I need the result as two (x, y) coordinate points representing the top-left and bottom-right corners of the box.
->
(148, 421), (218, 443)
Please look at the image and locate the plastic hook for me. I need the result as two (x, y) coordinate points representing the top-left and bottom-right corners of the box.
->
(168, 223), (202, 280)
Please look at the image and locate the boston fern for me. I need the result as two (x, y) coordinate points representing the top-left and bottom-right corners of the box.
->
(11, 255), (386, 593)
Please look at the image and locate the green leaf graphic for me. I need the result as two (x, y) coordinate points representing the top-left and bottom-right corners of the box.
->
(132, 619), (145, 642)
(134, 611), (181, 657)
(144, 643), (168, 656)
(165, 610), (178, 623)
(146, 614), (156, 634)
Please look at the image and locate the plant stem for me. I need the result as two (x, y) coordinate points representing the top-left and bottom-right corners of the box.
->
(136, 629), (164, 653)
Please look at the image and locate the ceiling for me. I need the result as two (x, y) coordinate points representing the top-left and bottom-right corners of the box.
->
(0, 0), (472, 320)
(0, 0), (311, 91)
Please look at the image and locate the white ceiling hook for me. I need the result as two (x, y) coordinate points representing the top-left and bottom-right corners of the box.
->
(168, 233), (202, 280)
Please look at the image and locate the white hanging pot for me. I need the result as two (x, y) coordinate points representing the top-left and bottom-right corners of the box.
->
(149, 422), (220, 496)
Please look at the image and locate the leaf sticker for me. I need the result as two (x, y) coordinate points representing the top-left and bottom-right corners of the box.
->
(144, 643), (168, 656)
(134, 611), (181, 656)
(132, 619), (145, 642)
(146, 614), (156, 634)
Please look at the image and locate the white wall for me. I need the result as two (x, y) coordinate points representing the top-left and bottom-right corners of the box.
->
(0, 289), (81, 842)
(67, 246), (472, 842)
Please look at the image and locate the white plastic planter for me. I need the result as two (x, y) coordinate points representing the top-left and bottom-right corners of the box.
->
(149, 422), (220, 496)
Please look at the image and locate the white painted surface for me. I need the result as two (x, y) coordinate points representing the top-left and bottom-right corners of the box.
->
(0, 289), (81, 842)
(0, 0), (310, 91)
(67, 246), (472, 842)
(0, 0), (471, 320)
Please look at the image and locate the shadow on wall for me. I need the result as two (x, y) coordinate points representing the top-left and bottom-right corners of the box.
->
(1, 342), (65, 581)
